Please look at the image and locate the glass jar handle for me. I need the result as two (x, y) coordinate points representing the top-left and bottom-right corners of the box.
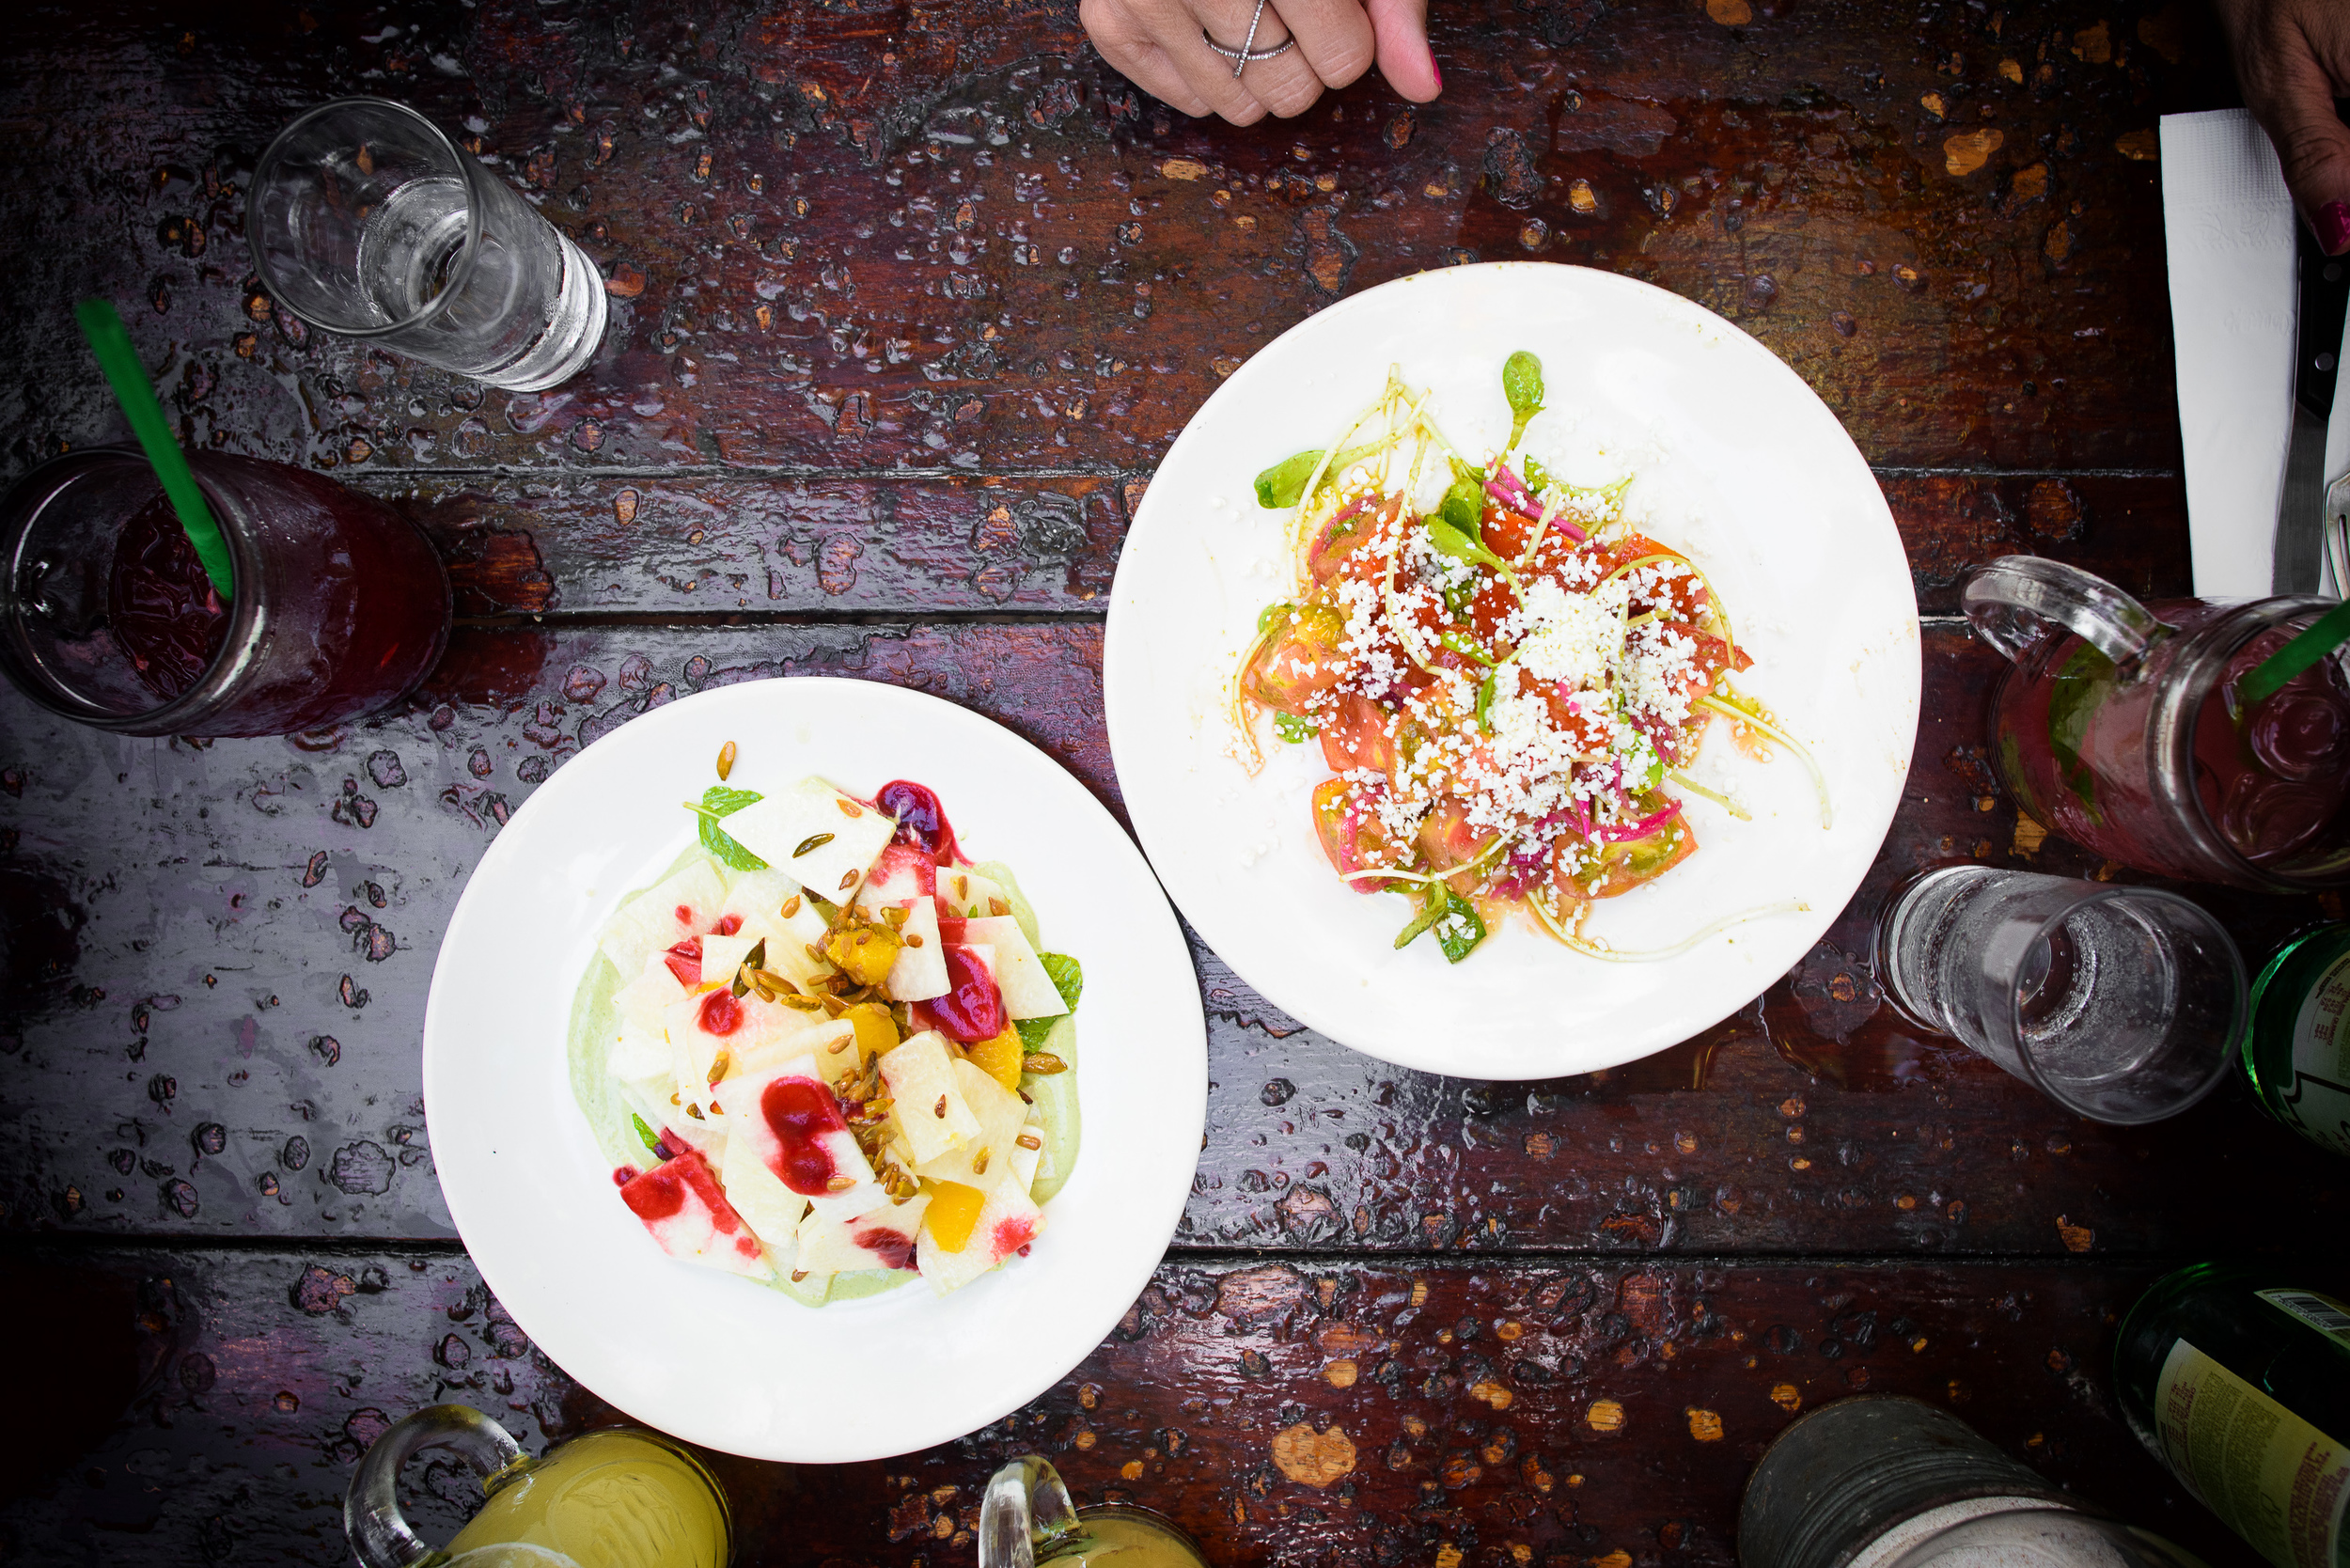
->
(1960, 556), (2167, 675)
(979, 1455), (1084, 1568)
(345, 1403), (527, 1568)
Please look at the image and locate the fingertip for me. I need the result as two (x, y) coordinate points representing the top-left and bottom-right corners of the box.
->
(2316, 200), (2350, 256)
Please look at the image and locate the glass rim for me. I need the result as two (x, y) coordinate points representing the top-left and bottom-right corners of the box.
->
(246, 95), (490, 340)
(2154, 593), (2350, 893)
(0, 447), (265, 734)
(2001, 882), (2245, 1124)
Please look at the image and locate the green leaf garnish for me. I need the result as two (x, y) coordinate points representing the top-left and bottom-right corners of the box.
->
(632, 1115), (661, 1155)
(1255, 449), (1325, 509)
(685, 786), (767, 870)
(1440, 631), (1496, 667)
(1274, 712), (1322, 742)
(1503, 350), (1543, 448)
(1393, 886), (1449, 950)
(2045, 642), (2113, 824)
(1521, 456), (1556, 494)
(1434, 892), (1487, 964)
(1426, 519), (1511, 576)
(1476, 668), (1499, 730)
(1392, 885), (1488, 963)
(1014, 953), (1084, 1048)
(1039, 952), (1084, 1012)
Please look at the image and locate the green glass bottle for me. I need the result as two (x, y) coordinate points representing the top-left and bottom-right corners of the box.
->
(2113, 1262), (2350, 1568)
(2243, 923), (2350, 1158)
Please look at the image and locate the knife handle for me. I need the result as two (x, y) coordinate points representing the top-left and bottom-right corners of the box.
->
(2295, 224), (2350, 419)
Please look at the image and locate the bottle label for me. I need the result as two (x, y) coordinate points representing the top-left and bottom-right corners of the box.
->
(2277, 951), (2350, 1156)
(2155, 1337), (2349, 1568)
(2259, 1289), (2350, 1351)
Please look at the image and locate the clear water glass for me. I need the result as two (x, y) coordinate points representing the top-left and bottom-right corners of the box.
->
(248, 97), (607, 391)
(1878, 866), (2244, 1123)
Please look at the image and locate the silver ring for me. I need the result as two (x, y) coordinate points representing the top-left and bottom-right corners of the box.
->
(1202, 0), (1296, 75)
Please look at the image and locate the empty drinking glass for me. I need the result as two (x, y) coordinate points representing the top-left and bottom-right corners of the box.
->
(1877, 866), (2244, 1123)
(248, 97), (608, 390)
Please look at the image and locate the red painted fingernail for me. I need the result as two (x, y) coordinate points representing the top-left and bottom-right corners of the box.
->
(2320, 201), (2350, 255)
(1431, 55), (1443, 91)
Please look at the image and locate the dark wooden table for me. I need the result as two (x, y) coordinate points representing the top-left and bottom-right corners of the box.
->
(3, 2), (2345, 1563)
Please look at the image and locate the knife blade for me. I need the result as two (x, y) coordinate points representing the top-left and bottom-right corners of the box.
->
(2278, 226), (2350, 593)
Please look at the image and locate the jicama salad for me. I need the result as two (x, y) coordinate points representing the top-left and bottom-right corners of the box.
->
(1235, 351), (1828, 964)
(568, 761), (1082, 1304)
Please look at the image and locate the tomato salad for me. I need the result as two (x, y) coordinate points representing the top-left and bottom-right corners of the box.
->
(1235, 353), (1829, 963)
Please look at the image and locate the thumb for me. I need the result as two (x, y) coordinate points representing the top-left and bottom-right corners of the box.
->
(2262, 59), (2350, 249)
(1366, 0), (1440, 102)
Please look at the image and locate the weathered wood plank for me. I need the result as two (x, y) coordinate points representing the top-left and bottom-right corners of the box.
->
(393, 467), (2188, 619)
(0, 1245), (2290, 1568)
(4, 626), (2334, 1254)
(0, 0), (2236, 479)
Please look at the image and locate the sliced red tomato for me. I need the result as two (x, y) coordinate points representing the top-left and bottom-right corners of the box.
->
(1320, 691), (1398, 776)
(1311, 778), (1413, 891)
(1245, 604), (1349, 713)
(1308, 496), (1401, 586)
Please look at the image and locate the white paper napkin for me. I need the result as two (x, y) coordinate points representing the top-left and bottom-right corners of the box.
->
(2161, 107), (2348, 598)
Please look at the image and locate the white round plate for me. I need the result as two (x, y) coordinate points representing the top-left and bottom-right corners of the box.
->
(1104, 262), (1918, 1081)
(423, 678), (1206, 1462)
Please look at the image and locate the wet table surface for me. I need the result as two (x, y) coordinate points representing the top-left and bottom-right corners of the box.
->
(1, 1), (2344, 1564)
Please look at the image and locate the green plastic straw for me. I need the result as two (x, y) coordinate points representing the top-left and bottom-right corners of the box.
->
(2236, 598), (2350, 708)
(72, 297), (233, 598)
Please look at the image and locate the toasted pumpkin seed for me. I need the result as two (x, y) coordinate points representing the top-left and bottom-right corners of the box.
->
(971, 1147), (991, 1175)
(906, 933), (924, 949)
(1015, 1131), (1042, 1150)
(781, 894), (803, 918)
(838, 798), (864, 818)
(990, 897), (1010, 917)
(685, 1103), (706, 1119)
(716, 741), (737, 780)
(793, 832), (835, 858)
(838, 870), (859, 890)
(933, 1094), (948, 1118)
(827, 1037), (850, 1055)
(1022, 1053), (1068, 1074)
(791, 1269), (809, 1282)
(826, 1175), (854, 1192)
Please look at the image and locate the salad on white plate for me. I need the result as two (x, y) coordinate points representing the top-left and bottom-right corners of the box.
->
(571, 762), (1083, 1304)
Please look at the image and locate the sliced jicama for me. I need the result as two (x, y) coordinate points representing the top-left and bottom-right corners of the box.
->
(662, 988), (802, 1118)
(950, 915), (1066, 1020)
(607, 1019), (671, 1084)
(619, 1147), (774, 1280)
(916, 1179), (1044, 1296)
(598, 859), (728, 979)
(881, 895), (949, 1002)
(853, 843), (937, 912)
(716, 779), (896, 902)
(719, 1124), (809, 1249)
(713, 1050), (889, 1223)
(800, 1018), (864, 1090)
(914, 1058), (1028, 1193)
(1009, 1100), (1046, 1194)
(696, 933), (759, 993)
(613, 951), (691, 1031)
(878, 1030), (979, 1164)
(795, 1192), (931, 1277)
(934, 866), (1009, 920)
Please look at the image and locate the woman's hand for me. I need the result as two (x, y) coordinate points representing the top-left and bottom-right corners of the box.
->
(2217, 0), (2350, 251)
(1080, 0), (1440, 125)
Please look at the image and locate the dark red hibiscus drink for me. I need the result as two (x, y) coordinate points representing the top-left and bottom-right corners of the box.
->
(1966, 557), (2350, 891)
(0, 448), (448, 735)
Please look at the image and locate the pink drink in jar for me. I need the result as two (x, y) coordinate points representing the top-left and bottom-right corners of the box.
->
(1967, 557), (2350, 891)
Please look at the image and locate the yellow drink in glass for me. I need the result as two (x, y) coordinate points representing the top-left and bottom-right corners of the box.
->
(444, 1429), (729, 1568)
